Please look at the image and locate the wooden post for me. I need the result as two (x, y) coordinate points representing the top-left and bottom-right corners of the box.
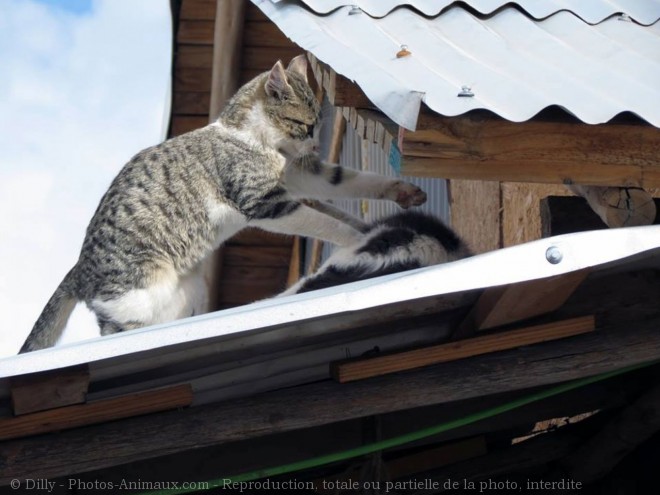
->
(567, 185), (657, 227)
(209, 0), (246, 121)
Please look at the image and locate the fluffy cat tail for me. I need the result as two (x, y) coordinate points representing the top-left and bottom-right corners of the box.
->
(19, 268), (78, 354)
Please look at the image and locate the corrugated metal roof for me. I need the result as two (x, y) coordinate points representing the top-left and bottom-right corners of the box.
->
(256, 1), (660, 129)
(2, 225), (659, 408)
(293, 0), (660, 25)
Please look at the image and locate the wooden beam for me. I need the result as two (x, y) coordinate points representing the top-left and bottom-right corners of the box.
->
(0, 385), (192, 441)
(177, 20), (215, 45)
(63, 374), (636, 486)
(398, 114), (659, 187)
(179, 0), (216, 20)
(172, 91), (211, 115)
(174, 67), (212, 92)
(10, 365), (89, 415)
(568, 185), (657, 227)
(169, 115), (208, 136)
(331, 316), (595, 383)
(175, 45), (214, 68)
(242, 21), (294, 48)
(209, 0), (246, 121)
(3, 314), (658, 482)
(222, 245), (292, 268)
(457, 269), (589, 336)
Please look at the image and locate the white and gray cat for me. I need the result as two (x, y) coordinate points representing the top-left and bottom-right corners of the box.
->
(20, 55), (426, 353)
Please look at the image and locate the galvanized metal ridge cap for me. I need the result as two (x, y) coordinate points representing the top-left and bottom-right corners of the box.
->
(286, 0), (660, 25)
(1, 225), (659, 379)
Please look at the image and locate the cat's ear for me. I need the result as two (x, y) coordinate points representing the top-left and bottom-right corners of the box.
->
(265, 60), (291, 100)
(287, 54), (308, 82)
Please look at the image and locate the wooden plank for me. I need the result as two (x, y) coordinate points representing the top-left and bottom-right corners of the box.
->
(502, 182), (571, 247)
(245, 2), (269, 21)
(216, 266), (289, 304)
(173, 67), (212, 92)
(400, 115), (659, 187)
(243, 21), (296, 48)
(457, 270), (589, 337)
(222, 245), (292, 268)
(0, 385), (193, 441)
(331, 316), (595, 383)
(179, 0), (216, 20)
(175, 45), (214, 68)
(2, 314), (657, 481)
(448, 180), (501, 254)
(10, 365), (89, 416)
(169, 116), (208, 136)
(177, 20), (215, 45)
(242, 46), (303, 70)
(209, 0), (246, 121)
(405, 156), (643, 187)
(172, 91), (211, 115)
(228, 228), (294, 247)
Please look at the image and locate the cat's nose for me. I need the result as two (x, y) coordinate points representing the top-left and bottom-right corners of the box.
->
(306, 125), (314, 138)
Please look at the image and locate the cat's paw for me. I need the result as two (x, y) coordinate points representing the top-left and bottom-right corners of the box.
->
(390, 182), (427, 209)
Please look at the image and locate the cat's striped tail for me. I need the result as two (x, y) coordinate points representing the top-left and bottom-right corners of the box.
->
(19, 268), (78, 353)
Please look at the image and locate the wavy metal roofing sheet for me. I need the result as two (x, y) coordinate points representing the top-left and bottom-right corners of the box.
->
(293, 0), (660, 24)
(257, 1), (660, 129)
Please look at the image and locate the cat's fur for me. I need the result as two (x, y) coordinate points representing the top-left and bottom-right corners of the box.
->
(20, 56), (426, 353)
(281, 211), (472, 296)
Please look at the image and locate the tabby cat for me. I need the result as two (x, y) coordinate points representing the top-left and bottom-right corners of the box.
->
(20, 55), (426, 353)
(281, 211), (471, 296)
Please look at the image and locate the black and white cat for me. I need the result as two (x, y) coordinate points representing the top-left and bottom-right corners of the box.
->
(282, 210), (472, 296)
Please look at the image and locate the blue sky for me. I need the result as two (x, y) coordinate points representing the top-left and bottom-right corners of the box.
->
(0, 0), (172, 356)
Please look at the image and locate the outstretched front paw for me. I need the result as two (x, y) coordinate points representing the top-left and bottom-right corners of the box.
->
(391, 181), (427, 209)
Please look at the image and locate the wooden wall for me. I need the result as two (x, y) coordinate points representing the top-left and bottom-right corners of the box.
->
(169, 0), (216, 137)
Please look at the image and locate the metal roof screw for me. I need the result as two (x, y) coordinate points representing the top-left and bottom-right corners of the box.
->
(396, 44), (411, 58)
(618, 13), (632, 22)
(457, 85), (474, 97)
(348, 5), (361, 15)
(545, 246), (563, 265)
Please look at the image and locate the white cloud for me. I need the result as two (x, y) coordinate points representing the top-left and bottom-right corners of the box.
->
(0, 0), (172, 356)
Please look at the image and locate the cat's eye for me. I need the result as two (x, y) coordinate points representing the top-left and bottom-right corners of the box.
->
(285, 117), (308, 126)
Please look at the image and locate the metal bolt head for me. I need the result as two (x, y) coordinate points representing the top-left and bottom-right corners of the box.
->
(458, 85), (474, 97)
(349, 5), (361, 15)
(546, 246), (563, 264)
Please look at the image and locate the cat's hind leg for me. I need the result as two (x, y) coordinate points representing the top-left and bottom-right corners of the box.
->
(90, 265), (208, 335)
